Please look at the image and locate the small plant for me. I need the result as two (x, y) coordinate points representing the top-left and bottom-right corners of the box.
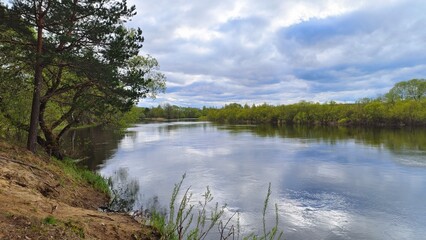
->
(43, 215), (57, 225)
(260, 183), (284, 240)
(4, 212), (14, 219)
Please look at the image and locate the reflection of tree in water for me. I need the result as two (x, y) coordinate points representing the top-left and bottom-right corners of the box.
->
(107, 168), (166, 216)
(62, 123), (426, 169)
(157, 122), (209, 133)
(108, 168), (140, 212)
(224, 125), (426, 165)
(61, 126), (127, 169)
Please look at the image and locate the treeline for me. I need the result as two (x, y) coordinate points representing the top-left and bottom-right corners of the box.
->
(143, 104), (204, 119)
(134, 79), (426, 126)
(205, 99), (426, 126)
(104, 104), (204, 122)
(205, 79), (426, 126)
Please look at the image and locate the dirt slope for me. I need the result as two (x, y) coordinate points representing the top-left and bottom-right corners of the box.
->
(0, 141), (160, 240)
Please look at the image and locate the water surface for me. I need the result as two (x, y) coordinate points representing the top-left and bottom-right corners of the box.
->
(64, 122), (426, 239)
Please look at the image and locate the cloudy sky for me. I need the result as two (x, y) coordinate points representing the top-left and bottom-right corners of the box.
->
(128, 0), (426, 107)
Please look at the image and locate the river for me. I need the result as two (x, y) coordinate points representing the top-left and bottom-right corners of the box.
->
(63, 122), (426, 239)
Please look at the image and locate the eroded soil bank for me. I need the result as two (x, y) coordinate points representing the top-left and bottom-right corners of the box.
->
(0, 140), (160, 240)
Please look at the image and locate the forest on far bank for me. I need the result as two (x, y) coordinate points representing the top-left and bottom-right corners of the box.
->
(2, 78), (426, 149)
(141, 79), (426, 126)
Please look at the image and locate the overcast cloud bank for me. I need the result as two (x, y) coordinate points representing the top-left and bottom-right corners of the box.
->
(129, 0), (426, 107)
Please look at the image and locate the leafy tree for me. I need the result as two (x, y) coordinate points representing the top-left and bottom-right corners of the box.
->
(0, 3), (34, 139)
(143, 104), (203, 119)
(386, 79), (426, 102)
(1, 0), (165, 158)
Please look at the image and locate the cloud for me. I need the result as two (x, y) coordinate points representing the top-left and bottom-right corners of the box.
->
(130, 0), (426, 107)
(277, 1), (426, 67)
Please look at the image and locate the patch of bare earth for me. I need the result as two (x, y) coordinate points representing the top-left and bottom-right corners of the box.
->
(0, 141), (160, 240)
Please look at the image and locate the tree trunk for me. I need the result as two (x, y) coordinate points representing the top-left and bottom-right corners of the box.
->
(39, 97), (65, 160)
(27, 13), (44, 153)
(37, 135), (64, 160)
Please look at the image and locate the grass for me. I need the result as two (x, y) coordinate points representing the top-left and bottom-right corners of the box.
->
(43, 215), (57, 225)
(64, 220), (85, 238)
(148, 174), (284, 240)
(4, 212), (15, 219)
(52, 158), (109, 194)
(42, 216), (85, 238)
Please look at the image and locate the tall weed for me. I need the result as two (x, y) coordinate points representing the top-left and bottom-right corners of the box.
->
(149, 174), (284, 240)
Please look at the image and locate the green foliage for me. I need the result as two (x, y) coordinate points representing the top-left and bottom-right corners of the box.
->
(53, 158), (109, 194)
(113, 106), (146, 127)
(0, 4), (33, 141)
(202, 79), (426, 126)
(144, 104), (203, 120)
(204, 97), (426, 126)
(43, 216), (57, 225)
(386, 79), (426, 102)
(150, 211), (167, 236)
(0, 0), (166, 158)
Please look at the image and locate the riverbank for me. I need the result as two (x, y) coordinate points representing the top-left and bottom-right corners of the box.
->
(0, 140), (160, 239)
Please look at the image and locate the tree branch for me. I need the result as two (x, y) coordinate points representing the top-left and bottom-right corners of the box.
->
(51, 88), (85, 129)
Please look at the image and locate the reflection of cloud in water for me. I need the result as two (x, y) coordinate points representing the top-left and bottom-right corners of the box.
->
(274, 191), (420, 240)
(304, 163), (348, 184)
(118, 132), (162, 150)
(184, 147), (231, 158)
(393, 153), (426, 167)
(279, 191), (350, 228)
(98, 122), (426, 240)
(221, 189), (423, 240)
(216, 191), (351, 238)
(136, 132), (162, 144)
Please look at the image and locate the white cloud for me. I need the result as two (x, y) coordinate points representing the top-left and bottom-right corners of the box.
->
(128, 0), (426, 107)
(174, 26), (222, 42)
